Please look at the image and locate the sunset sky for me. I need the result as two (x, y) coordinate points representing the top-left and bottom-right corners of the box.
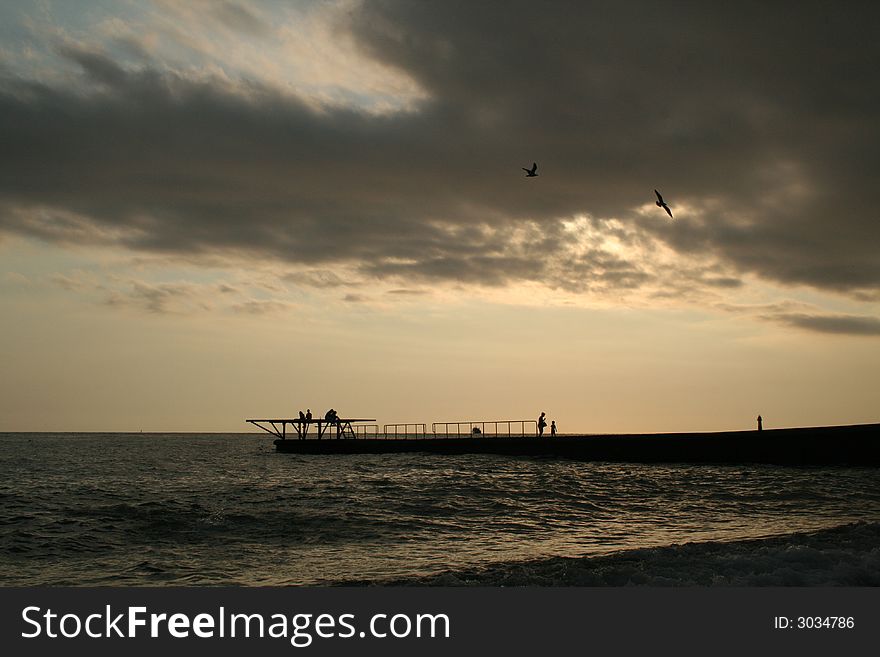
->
(1, 1), (878, 433)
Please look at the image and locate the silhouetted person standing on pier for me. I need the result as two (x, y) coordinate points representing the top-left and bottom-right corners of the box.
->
(757, 415), (763, 431)
(538, 412), (547, 437)
(551, 420), (557, 436)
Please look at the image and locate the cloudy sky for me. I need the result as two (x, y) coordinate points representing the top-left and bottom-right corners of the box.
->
(1, 0), (878, 432)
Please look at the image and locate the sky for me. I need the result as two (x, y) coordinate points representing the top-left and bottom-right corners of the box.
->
(1, 0), (878, 433)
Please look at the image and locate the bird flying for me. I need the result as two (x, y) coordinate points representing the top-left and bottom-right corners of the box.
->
(523, 162), (538, 177)
(655, 189), (673, 218)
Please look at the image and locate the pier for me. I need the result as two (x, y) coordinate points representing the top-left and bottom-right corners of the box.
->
(247, 417), (376, 440)
(246, 418), (880, 466)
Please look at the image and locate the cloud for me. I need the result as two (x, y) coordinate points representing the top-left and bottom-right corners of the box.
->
(104, 280), (210, 314)
(282, 269), (354, 289)
(230, 299), (295, 315)
(209, 1), (271, 37)
(51, 273), (89, 291)
(217, 282), (239, 294)
(56, 42), (129, 87)
(715, 301), (807, 316)
(3, 271), (30, 285)
(716, 302), (880, 337)
(766, 313), (880, 337)
(703, 277), (743, 289)
(46, 267), (293, 316)
(0, 1), (878, 307)
(386, 288), (427, 296)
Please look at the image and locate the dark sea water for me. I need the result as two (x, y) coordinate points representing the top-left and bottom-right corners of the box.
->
(2, 433), (880, 586)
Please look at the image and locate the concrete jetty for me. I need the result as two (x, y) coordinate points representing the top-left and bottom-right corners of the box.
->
(268, 422), (880, 466)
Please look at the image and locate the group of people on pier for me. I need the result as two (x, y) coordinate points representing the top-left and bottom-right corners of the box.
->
(293, 408), (343, 438)
(296, 408), (341, 423)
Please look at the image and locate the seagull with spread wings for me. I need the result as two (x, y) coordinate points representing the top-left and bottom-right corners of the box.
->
(655, 189), (673, 218)
(522, 162), (538, 177)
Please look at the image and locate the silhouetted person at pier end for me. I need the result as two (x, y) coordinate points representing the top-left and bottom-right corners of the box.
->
(757, 415), (763, 431)
(551, 420), (557, 437)
(306, 409), (312, 422)
(538, 412), (547, 437)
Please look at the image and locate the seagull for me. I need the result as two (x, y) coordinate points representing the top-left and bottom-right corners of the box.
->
(522, 162), (538, 177)
(655, 189), (673, 218)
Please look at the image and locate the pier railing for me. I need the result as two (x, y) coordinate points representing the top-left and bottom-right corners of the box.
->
(383, 423), (428, 439)
(432, 420), (539, 438)
(353, 424), (379, 438)
(248, 418), (540, 440)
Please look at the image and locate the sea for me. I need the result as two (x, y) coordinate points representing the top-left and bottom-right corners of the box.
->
(2, 433), (879, 586)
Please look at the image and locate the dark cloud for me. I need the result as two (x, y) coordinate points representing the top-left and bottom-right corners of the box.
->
(350, 1), (880, 293)
(386, 288), (427, 296)
(767, 313), (880, 337)
(1, 2), (879, 300)
(703, 277), (743, 289)
(112, 35), (155, 62)
(56, 43), (130, 86)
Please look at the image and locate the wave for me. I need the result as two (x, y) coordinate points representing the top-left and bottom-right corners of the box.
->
(359, 521), (880, 586)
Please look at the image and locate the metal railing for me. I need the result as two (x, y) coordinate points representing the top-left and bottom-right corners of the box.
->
(382, 423), (428, 439)
(250, 418), (541, 440)
(352, 424), (379, 438)
(431, 420), (539, 438)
